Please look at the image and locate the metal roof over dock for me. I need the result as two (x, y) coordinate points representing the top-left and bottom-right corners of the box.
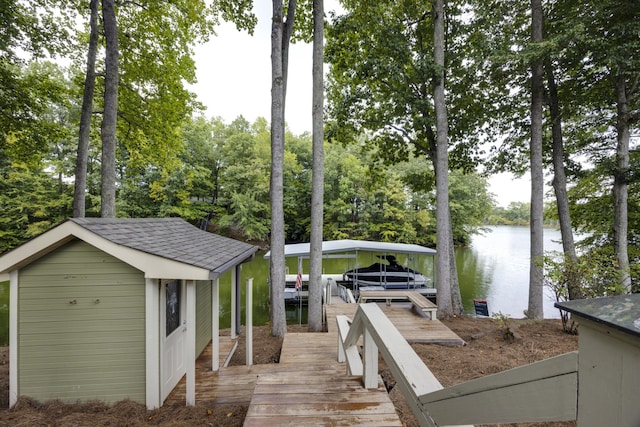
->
(264, 239), (437, 259)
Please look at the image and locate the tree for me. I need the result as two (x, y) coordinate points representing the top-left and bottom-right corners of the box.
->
(546, 63), (582, 300)
(0, 0), (75, 164)
(270, 0), (297, 337)
(0, 62), (75, 252)
(0, 163), (73, 252)
(323, 145), (368, 240)
(73, 0), (99, 218)
(325, 0), (465, 317)
(528, 0), (544, 319)
(100, 0), (118, 218)
(433, 0), (454, 318)
(606, 2), (638, 293)
(308, 0), (324, 332)
(562, 0), (639, 292)
(70, 0), (220, 218)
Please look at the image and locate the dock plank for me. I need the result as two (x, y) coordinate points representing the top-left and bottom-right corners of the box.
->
(325, 302), (465, 345)
(245, 367), (401, 426)
(243, 414), (403, 427)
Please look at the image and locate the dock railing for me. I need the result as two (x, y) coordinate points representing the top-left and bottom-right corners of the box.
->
(337, 284), (356, 303)
(336, 303), (578, 427)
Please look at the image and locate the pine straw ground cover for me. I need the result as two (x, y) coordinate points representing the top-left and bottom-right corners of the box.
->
(0, 318), (578, 426)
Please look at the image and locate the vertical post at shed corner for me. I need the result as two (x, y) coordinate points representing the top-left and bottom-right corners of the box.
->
(185, 280), (196, 406)
(211, 278), (220, 372)
(231, 267), (237, 339)
(246, 277), (253, 366)
(235, 264), (242, 337)
(9, 270), (18, 408)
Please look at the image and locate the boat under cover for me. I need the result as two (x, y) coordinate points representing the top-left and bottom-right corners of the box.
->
(343, 255), (430, 288)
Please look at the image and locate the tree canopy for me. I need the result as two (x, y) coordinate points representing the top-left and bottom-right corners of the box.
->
(1, 0), (637, 295)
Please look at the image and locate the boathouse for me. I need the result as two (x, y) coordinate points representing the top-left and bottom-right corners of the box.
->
(0, 218), (257, 409)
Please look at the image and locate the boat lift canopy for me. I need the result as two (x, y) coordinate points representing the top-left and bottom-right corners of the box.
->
(263, 239), (437, 259)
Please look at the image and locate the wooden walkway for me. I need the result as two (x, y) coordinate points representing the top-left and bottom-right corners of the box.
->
(167, 301), (465, 425)
(326, 301), (466, 345)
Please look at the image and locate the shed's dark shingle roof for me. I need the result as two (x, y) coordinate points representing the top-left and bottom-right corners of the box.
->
(70, 218), (257, 273)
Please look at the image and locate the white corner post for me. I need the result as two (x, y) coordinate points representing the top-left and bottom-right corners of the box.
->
(246, 278), (253, 366)
(230, 268), (237, 339)
(185, 280), (196, 406)
(211, 278), (220, 371)
(144, 278), (161, 409)
(9, 270), (18, 408)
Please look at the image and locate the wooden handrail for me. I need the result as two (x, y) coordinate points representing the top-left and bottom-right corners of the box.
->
(337, 303), (452, 427)
(420, 351), (578, 425)
(336, 303), (577, 427)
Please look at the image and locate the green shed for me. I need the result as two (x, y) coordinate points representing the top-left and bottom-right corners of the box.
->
(0, 218), (257, 409)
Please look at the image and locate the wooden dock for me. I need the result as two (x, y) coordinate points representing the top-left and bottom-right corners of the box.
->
(167, 300), (465, 425)
(326, 301), (466, 345)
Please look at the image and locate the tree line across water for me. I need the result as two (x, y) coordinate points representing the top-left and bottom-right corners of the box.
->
(1, 114), (501, 252)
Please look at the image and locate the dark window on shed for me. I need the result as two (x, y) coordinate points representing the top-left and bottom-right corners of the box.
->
(166, 280), (181, 336)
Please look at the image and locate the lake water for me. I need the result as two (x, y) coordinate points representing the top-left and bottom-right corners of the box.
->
(456, 225), (563, 318)
(217, 225), (564, 326)
(0, 225), (564, 344)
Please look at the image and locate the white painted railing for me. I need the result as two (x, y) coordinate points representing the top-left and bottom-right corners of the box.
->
(337, 284), (356, 303)
(336, 303), (578, 427)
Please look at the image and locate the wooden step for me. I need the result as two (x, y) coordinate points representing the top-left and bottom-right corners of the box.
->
(244, 368), (402, 426)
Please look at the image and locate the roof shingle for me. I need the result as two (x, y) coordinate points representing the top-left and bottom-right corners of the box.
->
(70, 218), (257, 273)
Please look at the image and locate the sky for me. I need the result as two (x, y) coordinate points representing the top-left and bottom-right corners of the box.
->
(190, 2), (316, 135)
(190, 2), (531, 207)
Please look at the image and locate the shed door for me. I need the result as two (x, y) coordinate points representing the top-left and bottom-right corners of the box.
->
(161, 279), (186, 401)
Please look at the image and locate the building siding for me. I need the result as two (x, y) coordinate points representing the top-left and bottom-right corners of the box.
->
(195, 280), (212, 356)
(18, 239), (146, 404)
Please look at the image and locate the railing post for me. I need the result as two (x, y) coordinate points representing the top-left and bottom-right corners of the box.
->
(363, 327), (378, 388)
(337, 323), (345, 363)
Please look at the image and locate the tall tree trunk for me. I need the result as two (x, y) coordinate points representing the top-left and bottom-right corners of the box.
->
(269, 0), (296, 337)
(448, 220), (464, 315)
(528, 0), (544, 319)
(545, 61), (582, 300)
(100, 0), (118, 218)
(73, 0), (99, 218)
(433, 0), (452, 318)
(613, 73), (631, 292)
(308, 0), (325, 332)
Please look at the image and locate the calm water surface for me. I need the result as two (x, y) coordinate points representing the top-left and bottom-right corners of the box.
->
(0, 225), (564, 343)
(456, 225), (563, 318)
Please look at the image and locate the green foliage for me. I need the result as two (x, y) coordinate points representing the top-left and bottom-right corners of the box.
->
(448, 171), (494, 245)
(544, 250), (627, 333)
(216, 0), (257, 34)
(0, 162), (73, 253)
(491, 311), (515, 342)
(110, 0), (217, 174)
(325, 0), (441, 162)
(488, 202), (530, 226)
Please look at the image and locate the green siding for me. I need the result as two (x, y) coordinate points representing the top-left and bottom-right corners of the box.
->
(195, 280), (212, 356)
(18, 240), (146, 404)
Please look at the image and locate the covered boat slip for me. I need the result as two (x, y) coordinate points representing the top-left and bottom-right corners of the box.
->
(265, 239), (438, 301)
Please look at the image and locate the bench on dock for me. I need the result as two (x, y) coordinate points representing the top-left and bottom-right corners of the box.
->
(358, 290), (438, 320)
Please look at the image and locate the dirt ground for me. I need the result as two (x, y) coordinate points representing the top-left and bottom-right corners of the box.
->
(0, 317), (578, 426)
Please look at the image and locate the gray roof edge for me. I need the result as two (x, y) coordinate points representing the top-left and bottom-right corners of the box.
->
(210, 246), (259, 279)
